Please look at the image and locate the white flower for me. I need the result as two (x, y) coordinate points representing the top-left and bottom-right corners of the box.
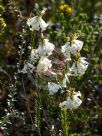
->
(30, 49), (39, 62)
(48, 82), (61, 95)
(62, 74), (70, 88)
(30, 39), (55, 61)
(36, 57), (52, 74)
(27, 16), (48, 31)
(21, 63), (35, 74)
(37, 39), (55, 56)
(59, 91), (82, 109)
(61, 43), (71, 60)
(61, 39), (83, 59)
(70, 39), (83, 54)
(70, 57), (88, 76)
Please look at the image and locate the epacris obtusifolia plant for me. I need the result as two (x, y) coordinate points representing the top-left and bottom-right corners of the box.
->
(21, 8), (89, 136)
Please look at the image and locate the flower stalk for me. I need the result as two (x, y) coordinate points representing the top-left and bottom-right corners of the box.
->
(61, 108), (69, 136)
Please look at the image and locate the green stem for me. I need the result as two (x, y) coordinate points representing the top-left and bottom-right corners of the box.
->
(61, 108), (69, 136)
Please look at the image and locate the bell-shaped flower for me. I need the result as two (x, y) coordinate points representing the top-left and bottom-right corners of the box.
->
(36, 57), (52, 74)
(27, 13), (48, 31)
(70, 39), (83, 54)
(61, 38), (83, 59)
(37, 39), (55, 56)
(59, 91), (82, 109)
(30, 49), (39, 62)
(70, 57), (88, 76)
(61, 43), (71, 60)
(48, 82), (61, 95)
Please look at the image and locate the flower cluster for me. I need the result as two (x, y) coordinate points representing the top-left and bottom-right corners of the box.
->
(0, 17), (6, 35)
(0, 1), (6, 36)
(21, 9), (89, 110)
(59, 4), (73, 15)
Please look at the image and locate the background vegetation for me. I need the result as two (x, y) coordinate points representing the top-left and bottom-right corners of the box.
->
(0, 0), (102, 135)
